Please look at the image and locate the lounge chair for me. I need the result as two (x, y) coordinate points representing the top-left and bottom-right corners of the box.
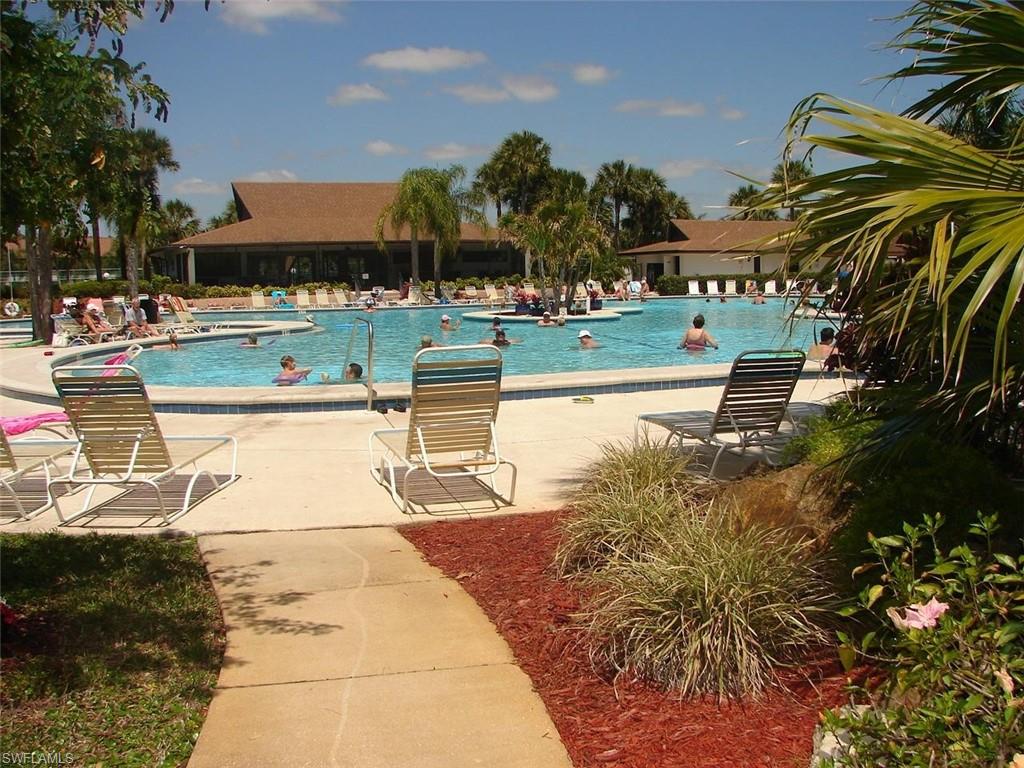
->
(49, 365), (239, 525)
(707, 280), (722, 296)
(521, 282), (536, 296)
(165, 297), (218, 333)
(463, 285), (481, 303)
(295, 289), (312, 311)
(251, 292), (268, 310)
(1, 429), (77, 520)
(724, 279), (738, 296)
(53, 316), (113, 345)
(408, 285), (433, 306)
(764, 279), (778, 296)
(784, 278), (796, 295)
(314, 288), (333, 308)
(330, 288), (353, 307)
(688, 279), (702, 296)
(634, 349), (807, 478)
(368, 345), (517, 513)
(484, 284), (504, 309)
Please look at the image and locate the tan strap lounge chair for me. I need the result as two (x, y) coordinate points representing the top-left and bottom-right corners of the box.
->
(521, 282), (536, 296)
(1, 429), (77, 520)
(635, 349), (807, 478)
(462, 285), (482, 303)
(484, 284), (504, 309)
(295, 289), (312, 310)
(369, 345), (517, 513)
(50, 365), (239, 525)
(724, 280), (738, 296)
(314, 288), (333, 308)
(165, 296), (219, 333)
(251, 291), (268, 310)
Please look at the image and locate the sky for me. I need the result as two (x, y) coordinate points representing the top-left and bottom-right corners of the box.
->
(95, 0), (932, 225)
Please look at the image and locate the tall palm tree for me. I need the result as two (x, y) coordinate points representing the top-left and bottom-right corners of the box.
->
(619, 167), (692, 247)
(154, 198), (200, 248)
(727, 184), (779, 221)
(206, 199), (238, 230)
(756, 0), (1024, 463)
(769, 160), (812, 220)
(592, 159), (635, 247)
(492, 131), (552, 215)
(375, 166), (485, 286)
(113, 128), (178, 291)
(472, 158), (507, 219)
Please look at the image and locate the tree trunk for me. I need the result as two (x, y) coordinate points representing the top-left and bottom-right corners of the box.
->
(141, 236), (150, 281)
(433, 242), (442, 288)
(27, 225), (54, 343)
(91, 216), (103, 280)
(125, 236), (139, 297)
(495, 199), (502, 220)
(536, 251), (548, 314)
(613, 201), (621, 249)
(410, 229), (420, 285)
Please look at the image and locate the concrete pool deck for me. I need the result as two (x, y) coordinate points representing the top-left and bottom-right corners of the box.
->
(0, 372), (848, 767)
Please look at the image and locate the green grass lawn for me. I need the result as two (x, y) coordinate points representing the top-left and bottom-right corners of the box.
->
(0, 533), (224, 766)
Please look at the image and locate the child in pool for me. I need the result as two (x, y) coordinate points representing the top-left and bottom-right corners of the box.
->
(277, 355), (312, 385)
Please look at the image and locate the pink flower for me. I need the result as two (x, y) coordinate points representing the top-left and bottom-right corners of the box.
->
(886, 597), (949, 631)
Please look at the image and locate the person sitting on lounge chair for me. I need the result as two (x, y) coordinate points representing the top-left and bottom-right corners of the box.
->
(124, 297), (157, 337)
(82, 306), (115, 339)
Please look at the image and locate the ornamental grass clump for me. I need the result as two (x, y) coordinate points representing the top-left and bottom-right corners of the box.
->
(578, 503), (836, 699)
(554, 439), (708, 577)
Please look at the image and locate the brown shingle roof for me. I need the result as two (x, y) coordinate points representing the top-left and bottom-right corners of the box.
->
(176, 182), (489, 248)
(620, 219), (795, 256)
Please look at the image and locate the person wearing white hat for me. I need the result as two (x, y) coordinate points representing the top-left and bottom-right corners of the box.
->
(439, 313), (461, 332)
(537, 310), (557, 327)
(578, 328), (600, 349)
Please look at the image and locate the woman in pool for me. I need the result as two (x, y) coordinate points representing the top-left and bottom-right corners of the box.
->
(276, 355), (312, 386)
(678, 314), (719, 350)
(420, 335), (442, 349)
(240, 333), (260, 348)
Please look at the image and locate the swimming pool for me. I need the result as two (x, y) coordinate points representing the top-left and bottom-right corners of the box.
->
(129, 299), (821, 387)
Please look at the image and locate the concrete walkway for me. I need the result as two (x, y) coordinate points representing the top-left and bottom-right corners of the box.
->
(189, 528), (571, 768)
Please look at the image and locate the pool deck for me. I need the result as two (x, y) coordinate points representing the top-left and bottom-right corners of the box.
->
(0, 359), (848, 768)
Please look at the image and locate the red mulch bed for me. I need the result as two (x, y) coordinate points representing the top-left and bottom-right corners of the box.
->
(401, 511), (851, 768)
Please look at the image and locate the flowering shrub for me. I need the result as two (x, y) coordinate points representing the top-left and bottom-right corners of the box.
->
(824, 513), (1024, 767)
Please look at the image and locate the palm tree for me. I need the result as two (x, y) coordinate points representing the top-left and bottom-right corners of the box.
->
(113, 128), (178, 291)
(592, 160), (635, 247)
(492, 131), (552, 215)
(769, 160), (812, 220)
(159, 199), (200, 244)
(756, 0), (1024, 464)
(472, 158), (507, 219)
(206, 199), (238, 230)
(618, 167), (692, 247)
(375, 166), (485, 286)
(727, 184), (779, 221)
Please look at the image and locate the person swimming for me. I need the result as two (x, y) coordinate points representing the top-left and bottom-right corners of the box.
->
(240, 333), (260, 348)
(537, 311), (557, 327)
(344, 362), (363, 380)
(439, 314), (461, 331)
(679, 314), (719, 350)
(275, 354), (312, 386)
(578, 329), (600, 349)
(420, 335), (441, 349)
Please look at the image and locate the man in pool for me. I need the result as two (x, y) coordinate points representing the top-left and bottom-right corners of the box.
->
(537, 311), (557, 327)
(679, 314), (719, 350)
(420, 335), (441, 349)
(807, 327), (836, 362)
(439, 314), (460, 331)
(578, 329), (600, 349)
(240, 333), (260, 347)
(752, 291), (766, 305)
(277, 355), (312, 386)
(344, 362), (363, 380)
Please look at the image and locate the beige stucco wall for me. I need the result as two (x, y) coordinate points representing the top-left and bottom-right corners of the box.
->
(633, 251), (824, 277)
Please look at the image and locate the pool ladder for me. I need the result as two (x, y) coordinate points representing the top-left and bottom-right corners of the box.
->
(345, 317), (375, 411)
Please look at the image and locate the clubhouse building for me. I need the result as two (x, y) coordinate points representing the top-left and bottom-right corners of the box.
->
(159, 182), (518, 288)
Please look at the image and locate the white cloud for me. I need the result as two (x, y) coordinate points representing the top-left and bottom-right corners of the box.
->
(364, 140), (408, 156)
(720, 105), (747, 121)
(221, 0), (344, 35)
(572, 64), (611, 85)
(443, 84), (511, 104)
(362, 46), (486, 73)
(326, 83), (389, 106)
(615, 98), (706, 117)
(424, 142), (489, 161)
(658, 159), (713, 179)
(240, 169), (299, 183)
(172, 177), (227, 195)
(502, 75), (558, 102)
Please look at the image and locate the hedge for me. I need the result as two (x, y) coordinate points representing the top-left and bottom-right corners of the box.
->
(655, 273), (797, 296)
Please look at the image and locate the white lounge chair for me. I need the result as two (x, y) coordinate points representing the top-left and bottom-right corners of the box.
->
(784, 278), (796, 295)
(707, 280), (722, 296)
(50, 365), (239, 525)
(463, 285), (482, 303)
(1, 430), (77, 520)
(314, 288), (333, 308)
(688, 280), (702, 296)
(724, 280), (738, 296)
(764, 280), (778, 296)
(635, 350), (807, 478)
(295, 289), (312, 310)
(484, 284), (504, 309)
(369, 345), (516, 513)
(332, 288), (354, 307)
(251, 292), (268, 310)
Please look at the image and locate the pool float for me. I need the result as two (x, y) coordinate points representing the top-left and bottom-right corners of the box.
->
(101, 344), (143, 376)
(682, 342), (709, 351)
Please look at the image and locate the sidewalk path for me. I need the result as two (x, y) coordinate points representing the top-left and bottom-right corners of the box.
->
(188, 528), (571, 768)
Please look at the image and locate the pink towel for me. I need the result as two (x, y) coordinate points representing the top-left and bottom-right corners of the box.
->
(1, 412), (70, 436)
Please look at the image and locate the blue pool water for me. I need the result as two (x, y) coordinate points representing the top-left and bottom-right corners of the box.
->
(128, 299), (822, 387)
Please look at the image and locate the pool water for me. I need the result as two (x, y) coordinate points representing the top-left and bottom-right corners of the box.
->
(129, 299), (822, 387)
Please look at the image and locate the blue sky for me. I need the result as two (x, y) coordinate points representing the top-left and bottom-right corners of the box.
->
(111, 0), (930, 224)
